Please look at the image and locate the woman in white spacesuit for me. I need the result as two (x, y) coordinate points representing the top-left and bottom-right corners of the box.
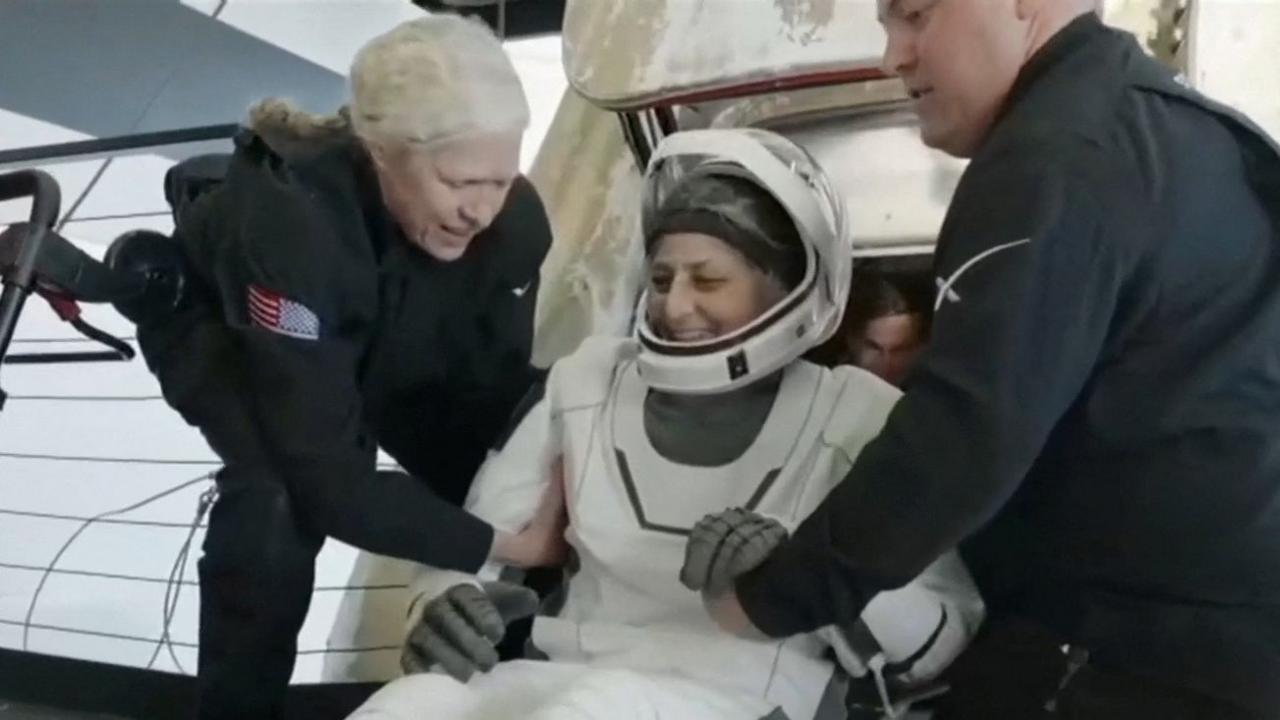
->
(348, 129), (983, 720)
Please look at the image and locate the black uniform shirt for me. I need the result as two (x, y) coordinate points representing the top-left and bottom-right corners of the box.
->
(737, 15), (1280, 711)
(172, 129), (551, 572)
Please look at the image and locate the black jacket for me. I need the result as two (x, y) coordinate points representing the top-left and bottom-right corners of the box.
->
(151, 127), (551, 573)
(737, 15), (1280, 711)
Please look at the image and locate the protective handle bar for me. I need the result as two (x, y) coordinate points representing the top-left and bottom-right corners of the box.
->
(0, 169), (62, 410)
(0, 169), (62, 228)
(0, 224), (148, 304)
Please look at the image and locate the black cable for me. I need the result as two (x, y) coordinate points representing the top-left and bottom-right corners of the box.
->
(10, 470), (412, 658)
(0, 617), (397, 656)
(0, 618), (198, 648)
(11, 462), (415, 660)
(0, 506), (206, 528)
(147, 486), (216, 674)
(61, 210), (170, 224)
(69, 316), (135, 359)
(0, 451), (219, 465)
(296, 645), (398, 656)
(5, 412), (414, 657)
(0, 451), (398, 470)
(8, 335), (137, 344)
(3, 350), (132, 364)
(4, 394), (163, 401)
(0, 561), (408, 593)
(55, 160), (112, 234)
(312, 583), (409, 593)
(0, 561), (198, 587)
(21, 473), (214, 651)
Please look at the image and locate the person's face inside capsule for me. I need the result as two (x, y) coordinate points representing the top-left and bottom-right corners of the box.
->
(371, 131), (522, 262)
(850, 311), (928, 386)
(646, 231), (789, 342)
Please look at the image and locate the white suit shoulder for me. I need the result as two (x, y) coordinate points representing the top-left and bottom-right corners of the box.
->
(819, 364), (902, 459)
(545, 335), (638, 412)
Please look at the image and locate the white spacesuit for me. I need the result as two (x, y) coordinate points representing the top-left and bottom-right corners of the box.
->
(349, 129), (982, 720)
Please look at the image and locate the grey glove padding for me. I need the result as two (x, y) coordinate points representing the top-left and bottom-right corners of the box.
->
(401, 580), (540, 681)
(680, 508), (789, 596)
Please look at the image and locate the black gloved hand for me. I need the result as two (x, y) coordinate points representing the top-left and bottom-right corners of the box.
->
(680, 508), (789, 597)
(401, 580), (540, 682)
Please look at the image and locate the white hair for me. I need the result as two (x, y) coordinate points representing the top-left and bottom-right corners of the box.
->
(350, 14), (529, 147)
(247, 14), (529, 148)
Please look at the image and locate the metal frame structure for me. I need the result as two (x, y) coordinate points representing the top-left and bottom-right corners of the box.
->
(412, 0), (566, 38)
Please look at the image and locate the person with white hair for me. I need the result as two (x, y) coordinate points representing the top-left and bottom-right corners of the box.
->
(110, 13), (562, 720)
(346, 128), (983, 720)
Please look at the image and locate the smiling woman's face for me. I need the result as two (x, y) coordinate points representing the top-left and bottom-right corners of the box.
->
(370, 131), (522, 261)
(645, 231), (787, 342)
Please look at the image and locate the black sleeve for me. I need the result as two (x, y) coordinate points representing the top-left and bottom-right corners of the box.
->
(736, 160), (1134, 636)
(204, 154), (494, 573)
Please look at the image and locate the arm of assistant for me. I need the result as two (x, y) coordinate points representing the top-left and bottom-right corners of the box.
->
(737, 162), (1133, 636)
(405, 374), (564, 630)
(210, 164), (501, 572)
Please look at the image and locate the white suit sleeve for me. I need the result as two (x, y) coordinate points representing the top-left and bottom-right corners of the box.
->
(854, 549), (984, 685)
(819, 553), (984, 686)
(403, 376), (564, 628)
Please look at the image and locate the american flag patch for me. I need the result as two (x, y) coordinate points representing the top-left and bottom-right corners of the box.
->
(247, 284), (320, 340)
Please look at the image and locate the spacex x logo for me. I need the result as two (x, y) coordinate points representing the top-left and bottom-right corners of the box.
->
(933, 238), (1032, 311)
(935, 277), (961, 306)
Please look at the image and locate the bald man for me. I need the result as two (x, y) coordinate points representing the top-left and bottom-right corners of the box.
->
(694, 2), (1280, 717)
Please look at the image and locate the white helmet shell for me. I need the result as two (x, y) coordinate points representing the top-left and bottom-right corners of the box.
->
(636, 128), (852, 394)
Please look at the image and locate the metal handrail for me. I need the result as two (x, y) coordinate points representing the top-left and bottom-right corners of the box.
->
(0, 123), (238, 170)
(0, 169), (62, 409)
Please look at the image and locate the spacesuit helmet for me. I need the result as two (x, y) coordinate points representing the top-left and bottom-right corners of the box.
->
(637, 128), (852, 394)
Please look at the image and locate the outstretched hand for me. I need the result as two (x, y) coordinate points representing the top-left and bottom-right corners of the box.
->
(490, 456), (571, 568)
